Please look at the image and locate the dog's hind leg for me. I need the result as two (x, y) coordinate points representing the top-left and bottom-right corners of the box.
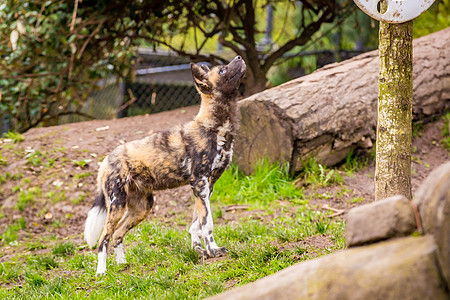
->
(111, 193), (154, 264)
(96, 182), (127, 274)
(191, 176), (227, 258)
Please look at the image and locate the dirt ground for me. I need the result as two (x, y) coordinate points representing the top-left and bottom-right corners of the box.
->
(0, 105), (448, 260)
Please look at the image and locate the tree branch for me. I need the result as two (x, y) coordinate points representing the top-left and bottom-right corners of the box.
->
(262, 8), (335, 72)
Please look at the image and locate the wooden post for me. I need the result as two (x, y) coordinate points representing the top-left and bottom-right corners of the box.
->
(375, 9), (413, 200)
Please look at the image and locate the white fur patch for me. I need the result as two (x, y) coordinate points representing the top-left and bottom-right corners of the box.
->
(110, 194), (117, 204)
(114, 243), (127, 264)
(181, 157), (192, 175)
(84, 206), (107, 248)
(97, 245), (107, 274)
(189, 219), (202, 247)
(200, 176), (210, 200)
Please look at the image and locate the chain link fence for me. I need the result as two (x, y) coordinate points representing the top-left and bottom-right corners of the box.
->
(71, 50), (201, 123)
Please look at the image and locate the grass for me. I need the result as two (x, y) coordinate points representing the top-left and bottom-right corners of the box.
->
(1, 218), (26, 245)
(211, 160), (305, 207)
(0, 161), (346, 299)
(16, 187), (41, 211)
(2, 131), (25, 143)
(0, 153), (7, 166)
(441, 112), (450, 153)
(300, 157), (343, 187)
(1, 217), (344, 299)
(341, 149), (368, 176)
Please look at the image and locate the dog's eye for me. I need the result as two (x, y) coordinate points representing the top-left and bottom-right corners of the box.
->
(218, 68), (225, 75)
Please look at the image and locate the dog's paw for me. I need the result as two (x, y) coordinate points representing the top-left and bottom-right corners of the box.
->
(210, 246), (228, 258)
(193, 244), (209, 258)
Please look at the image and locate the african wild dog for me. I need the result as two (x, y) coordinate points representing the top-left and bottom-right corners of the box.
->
(84, 56), (246, 274)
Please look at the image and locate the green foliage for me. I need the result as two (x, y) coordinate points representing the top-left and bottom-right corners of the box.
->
(211, 161), (304, 207)
(301, 158), (343, 187)
(350, 196), (364, 203)
(52, 242), (76, 257)
(441, 112), (450, 152)
(414, 0), (450, 39)
(1, 218), (26, 244)
(45, 190), (67, 203)
(16, 187), (41, 211)
(0, 0), (160, 132)
(341, 149), (368, 176)
(73, 159), (87, 167)
(25, 241), (47, 251)
(0, 153), (7, 166)
(0, 208), (346, 298)
(72, 191), (88, 205)
(2, 131), (24, 142)
(26, 151), (43, 166)
(412, 121), (423, 137)
(27, 254), (58, 270)
(74, 172), (93, 180)
(25, 273), (47, 287)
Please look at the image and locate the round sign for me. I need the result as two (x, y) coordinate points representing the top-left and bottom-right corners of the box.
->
(353, 0), (436, 23)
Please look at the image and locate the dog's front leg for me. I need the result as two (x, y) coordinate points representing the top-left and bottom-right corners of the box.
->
(191, 176), (227, 258)
(189, 206), (208, 257)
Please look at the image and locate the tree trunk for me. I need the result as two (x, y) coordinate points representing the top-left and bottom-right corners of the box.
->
(375, 20), (413, 201)
(233, 28), (450, 175)
(243, 61), (270, 97)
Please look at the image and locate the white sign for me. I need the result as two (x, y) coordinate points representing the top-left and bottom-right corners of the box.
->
(353, 0), (436, 23)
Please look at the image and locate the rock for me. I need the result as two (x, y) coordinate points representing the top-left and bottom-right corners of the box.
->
(346, 195), (417, 247)
(208, 236), (448, 300)
(413, 161), (450, 287)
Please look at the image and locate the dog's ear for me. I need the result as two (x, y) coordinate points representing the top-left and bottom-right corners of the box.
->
(191, 63), (212, 94)
(200, 64), (210, 72)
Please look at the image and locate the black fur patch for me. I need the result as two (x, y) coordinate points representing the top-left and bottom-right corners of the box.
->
(92, 192), (106, 211)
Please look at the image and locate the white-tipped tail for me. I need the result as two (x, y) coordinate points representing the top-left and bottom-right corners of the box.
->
(84, 206), (107, 248)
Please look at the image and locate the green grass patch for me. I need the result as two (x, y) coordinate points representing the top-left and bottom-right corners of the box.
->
(16, 187), (41, 211)
(74, 172), (93, 181)
(341, 149), (368, 176)
(300, 158), (343, 187)
(45, 190), (67, 203)
(2, 131), (25, 143)
(412, 121), (423, 138)
(52, 242), (76, 257)
(0, 215), (345, 298)
(0, 160), (347, 298)
(211, 160), (305, 208)
(0, 153), (7, 166)
(441, 112), (450, 153)
(26, 151), (43, 166)
(1, 218), (26, 245)
(73, 159), (88, 168)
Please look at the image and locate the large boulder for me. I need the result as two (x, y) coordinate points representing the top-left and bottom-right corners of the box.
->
(208, 236), (448, 300)
(346, 195), (417, 247)
(414, 161), (450, 287)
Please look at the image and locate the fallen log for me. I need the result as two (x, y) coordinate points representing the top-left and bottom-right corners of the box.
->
(234, 27), (450, 174)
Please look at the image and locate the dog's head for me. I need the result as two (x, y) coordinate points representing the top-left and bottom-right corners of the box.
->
(191, 56), (246, 97)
